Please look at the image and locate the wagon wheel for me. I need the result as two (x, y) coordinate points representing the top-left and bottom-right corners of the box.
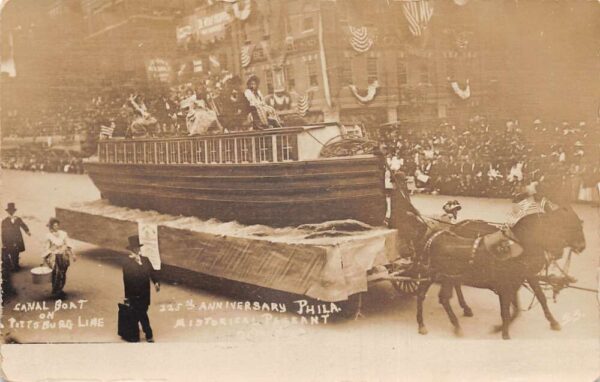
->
(392, 267), (422, 296)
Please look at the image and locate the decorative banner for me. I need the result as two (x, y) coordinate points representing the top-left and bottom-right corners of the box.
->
(241, 43), (254, 68)
(176, 25), (193, 45)
(138, 222), (161, 270)
(296, 87), (318, 116)
(348, 26), (374, 53)
(193, 59), (204, 73)
(401, 0), (434, 37)
(273, 66), (286, 92)
(348, 80), (380, 104)
(451, 79), (470, 99)
(146, 58), (172, 82)
(232, 0), (251, 20)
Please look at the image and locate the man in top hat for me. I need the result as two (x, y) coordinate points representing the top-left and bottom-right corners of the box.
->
(122, 235), (160, 343)
(2, 202), (31, 272)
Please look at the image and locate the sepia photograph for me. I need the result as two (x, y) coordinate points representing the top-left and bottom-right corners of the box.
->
(0, 0), (598, 380)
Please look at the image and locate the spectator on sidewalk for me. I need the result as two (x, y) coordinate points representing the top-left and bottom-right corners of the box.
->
(122, 235), (160, 343)
(2, 202), (31, 271)
(42, 217), (76, 299)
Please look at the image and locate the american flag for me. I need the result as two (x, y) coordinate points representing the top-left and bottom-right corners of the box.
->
(99, 124), (115, 139)
(401, 0), (434, 37)
(507, 197), (545, 226)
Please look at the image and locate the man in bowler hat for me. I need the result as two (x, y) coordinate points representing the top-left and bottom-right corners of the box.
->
(122, 235), (160, 342)
(2, 203), (30, 272)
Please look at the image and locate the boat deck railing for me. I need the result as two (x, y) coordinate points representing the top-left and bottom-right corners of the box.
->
(98, 127), (304, 165)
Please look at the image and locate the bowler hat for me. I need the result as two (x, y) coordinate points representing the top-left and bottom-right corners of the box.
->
(126, 235), (143, 250)
(5, 202), (16, 213)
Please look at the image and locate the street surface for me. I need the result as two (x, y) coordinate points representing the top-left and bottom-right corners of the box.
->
(1, 169), (597, 346)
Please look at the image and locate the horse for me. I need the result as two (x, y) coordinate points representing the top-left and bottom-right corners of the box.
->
(447, 205), (585, 332)
(403, 205), (584, 339)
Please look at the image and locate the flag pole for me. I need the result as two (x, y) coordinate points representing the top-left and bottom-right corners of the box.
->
(318, 12), (332, 109)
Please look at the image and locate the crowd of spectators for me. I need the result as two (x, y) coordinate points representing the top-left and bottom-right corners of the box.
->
(379, 116), (600, 200)
(1, 147), (84, 174)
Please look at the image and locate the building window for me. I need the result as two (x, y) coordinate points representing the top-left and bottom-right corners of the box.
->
(265, 69), (274, 94)
(285, 64), (295, 90)
(303, 16), (314, 32)
(308, 61), (318, 87)
(397, 59), (407, 86)
(342, 55), (353, 85)
(446, 60), (456, 79)
(420, 63), (430, 84)
(367, 57), (378, 84)
(219, 53), (228, 71)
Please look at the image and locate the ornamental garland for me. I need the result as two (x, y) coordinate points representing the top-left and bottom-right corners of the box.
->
(348, 80), (380, 104)
(450, 79), (470, 100)
(348, 26), (374, 53)
(296, 87), (318, 116)
(266, 92), (292, 111)
(233, 0), (251, 21)
(240, 43), (254, 68)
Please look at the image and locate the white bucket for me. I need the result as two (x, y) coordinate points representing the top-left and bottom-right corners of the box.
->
(31, 266), (52, 284)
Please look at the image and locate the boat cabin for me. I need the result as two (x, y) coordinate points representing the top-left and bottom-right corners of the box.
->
(97, 123), (359, 165)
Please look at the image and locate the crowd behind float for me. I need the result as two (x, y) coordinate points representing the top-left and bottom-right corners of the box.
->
(2, 71), (599, 202)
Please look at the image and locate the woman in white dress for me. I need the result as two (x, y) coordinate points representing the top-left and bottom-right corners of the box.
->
(43, 218), (75, 298)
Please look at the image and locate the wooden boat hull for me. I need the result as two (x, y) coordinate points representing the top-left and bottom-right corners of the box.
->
(84, 156), (386, 227)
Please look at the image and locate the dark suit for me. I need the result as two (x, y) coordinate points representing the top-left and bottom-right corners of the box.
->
(122, 255), (159, 339)
(2, 216), (30, 269)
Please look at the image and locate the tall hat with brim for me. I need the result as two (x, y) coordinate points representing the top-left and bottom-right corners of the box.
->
(5, 203), (16, 213)
(246, 74), (260, 87)
(126, 235), (143, 250)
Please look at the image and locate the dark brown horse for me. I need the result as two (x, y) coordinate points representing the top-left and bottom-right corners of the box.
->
(405, 205), (584, 339)
(448, 205), (585, 332)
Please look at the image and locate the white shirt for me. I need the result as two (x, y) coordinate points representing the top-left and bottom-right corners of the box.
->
(44, 230), (71, 257)
(244, 89), (265, 108)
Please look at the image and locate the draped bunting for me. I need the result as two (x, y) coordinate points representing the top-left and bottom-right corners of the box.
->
(450, 79), (470, 99)
(240, 43), (254, 68)
(401, 0), (434, 37)
(266, 92), (292, 111)
(348, 26), (374, 53)
(348, 80), (380, 104)
(296, 87), (318, 116)
(232, 0), (251, 20)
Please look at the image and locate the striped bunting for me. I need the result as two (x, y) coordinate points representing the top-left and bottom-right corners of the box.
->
(401, 0), (434, 37)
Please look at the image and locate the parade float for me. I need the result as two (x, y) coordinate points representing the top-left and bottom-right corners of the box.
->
(56, 123), (418, 303)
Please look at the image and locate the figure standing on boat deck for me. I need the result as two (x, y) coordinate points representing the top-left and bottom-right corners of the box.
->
(43, 217), (75, 299)
(128, 94), (158, 137)
(122, 235), (160, 343)
(2, 202), (30, 271)
(244, 74), (282, 129)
